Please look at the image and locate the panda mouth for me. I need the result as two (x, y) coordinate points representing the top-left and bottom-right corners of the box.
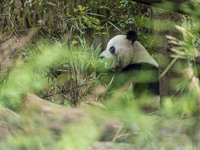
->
(101, 58), (117, 69)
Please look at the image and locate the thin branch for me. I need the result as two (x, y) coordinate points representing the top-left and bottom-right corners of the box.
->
(159, 57), (178, 79)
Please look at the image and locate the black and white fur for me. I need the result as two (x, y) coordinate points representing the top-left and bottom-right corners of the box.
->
(100, 31), (160, 98)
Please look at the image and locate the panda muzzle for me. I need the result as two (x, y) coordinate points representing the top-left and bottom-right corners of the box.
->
(99, 56), (104, 59)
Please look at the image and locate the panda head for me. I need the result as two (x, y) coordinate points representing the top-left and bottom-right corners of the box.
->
(99, 31), (158, 71)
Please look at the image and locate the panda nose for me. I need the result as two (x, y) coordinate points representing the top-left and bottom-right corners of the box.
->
(99, 56), (104, 59)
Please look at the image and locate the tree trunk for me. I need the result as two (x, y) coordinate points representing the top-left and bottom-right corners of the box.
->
(152, 9), (185, 101)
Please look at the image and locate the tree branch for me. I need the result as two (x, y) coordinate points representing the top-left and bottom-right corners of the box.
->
(132, 0), (189, 5)
(132, 0), (200, 17)
(132, 0), (163, 5)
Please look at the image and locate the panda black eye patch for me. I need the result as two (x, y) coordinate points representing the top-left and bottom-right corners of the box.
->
(109, 46), (115, 54)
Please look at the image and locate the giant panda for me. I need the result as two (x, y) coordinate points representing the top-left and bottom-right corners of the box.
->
(99, 31), (160, 107)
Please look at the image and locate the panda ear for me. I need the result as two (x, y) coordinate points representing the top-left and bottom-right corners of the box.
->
(127, 31), (137, 44)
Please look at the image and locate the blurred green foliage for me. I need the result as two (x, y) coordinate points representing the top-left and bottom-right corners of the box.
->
(0, 40), (103, 109)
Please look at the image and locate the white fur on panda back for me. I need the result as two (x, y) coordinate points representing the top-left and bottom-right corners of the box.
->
(132, 41), (158, 67)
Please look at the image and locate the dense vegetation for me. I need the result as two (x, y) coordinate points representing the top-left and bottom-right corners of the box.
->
(0, 0), (200, 149)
